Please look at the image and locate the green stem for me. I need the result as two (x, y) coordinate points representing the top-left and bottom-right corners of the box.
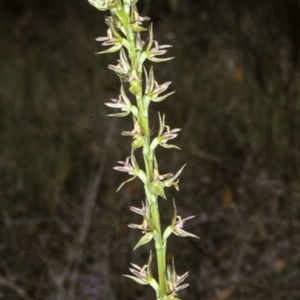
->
(139, 69), (167, 300)
(116, 3), (167, 299)
(146, 188), (167, 299)
(142, 121), (167, 298)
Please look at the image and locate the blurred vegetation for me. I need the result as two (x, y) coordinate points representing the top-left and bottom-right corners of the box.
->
(0, 0), (299, 299)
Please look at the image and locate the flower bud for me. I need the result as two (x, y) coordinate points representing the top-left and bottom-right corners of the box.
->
(87, 0), (117, 11)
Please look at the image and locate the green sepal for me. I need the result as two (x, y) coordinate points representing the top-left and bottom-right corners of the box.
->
(149, 278), (160, 295)
(150, 137), (159, 152)
(163, 225), (173, 241)
(96, 43), (123, 54)
(151, 91), (175, 102)
(116, 175), (137, 192)
(107, 111), (131, 117)
(159, 143), (181, 150)
(136, 169), (147, 185)
(133, 232), (153, 250)
(144, 66), (155, 95)
(123, 275), (149, 285)
(147, 56), (174, 63)
(132, 24), (148, 32)
(105, 14), (122, 38)
(142, 95), (151, 109)
(151, 181), (167, 199)
(130, 106), (139, 117)
(145, 23), (154, 52)
(132, 135), (144, 150)
(164, 164), (186, 190)
(119, 49), (130, 73)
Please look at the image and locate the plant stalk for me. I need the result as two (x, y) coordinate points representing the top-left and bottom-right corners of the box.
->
(116, 5), (167, 298)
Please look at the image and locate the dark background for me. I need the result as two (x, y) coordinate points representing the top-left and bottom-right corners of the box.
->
(1, 0), (300, 299)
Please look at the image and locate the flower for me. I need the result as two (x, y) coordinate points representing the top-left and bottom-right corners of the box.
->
(144, 68), (175, 103)
(113, 154), (146, 191)
(122, 121), (144, 150)
(113, 156), (136, 174)
(87, 0), (118, 11)
(145, 25), (174, 63)
(138, 24), (174, 65)
(123, 0), (138, 5)
(150, 164), (186, 199)
(123, 252), (159, 293)
(151, 168), (173, 199)
(130, 11), (150, 32)
(150, 113), (181, 151)
(162, 164), (186, 190)
(108, 48), (131, 79)
(147, 40), (173, 63)
(128, 68), (142, 95)
(128, 201), (154, 250)
(95, 28), (123, 54)
(173, 215), (198, 238)
(105, 84), (138, 117)
(126, 262), (150, 285)
(163, 201), (199, 241)
(166, 257), (189, 299)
